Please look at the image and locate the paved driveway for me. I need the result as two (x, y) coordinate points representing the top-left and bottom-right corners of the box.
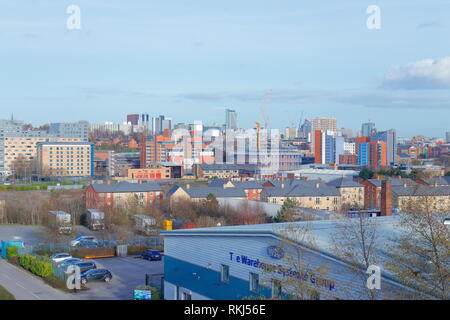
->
(67, 256), (164, 300)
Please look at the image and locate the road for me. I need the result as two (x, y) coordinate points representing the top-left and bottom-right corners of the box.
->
(0, 259), (69, 300)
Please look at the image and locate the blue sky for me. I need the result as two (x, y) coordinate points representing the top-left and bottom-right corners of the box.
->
(1, 0), (449, 138)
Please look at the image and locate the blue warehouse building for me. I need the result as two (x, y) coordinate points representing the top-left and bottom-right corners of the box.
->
(161, 216), (419, 300)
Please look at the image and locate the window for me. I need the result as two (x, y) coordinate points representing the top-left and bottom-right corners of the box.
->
(221, 264), (229, 283)
(271, 279), (282, 299)
(249, 273), (259, 292)
(182, 292), (192, 300)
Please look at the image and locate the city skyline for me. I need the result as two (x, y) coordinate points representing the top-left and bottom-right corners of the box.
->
(1, 1), (450, 137)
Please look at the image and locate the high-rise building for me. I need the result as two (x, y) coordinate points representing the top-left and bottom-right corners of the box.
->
(314, 130), (343, 165)
(127, 114), (139, 126)
(299, 119), (312, 141)
(371, 129), (396, 165)
(361, 122), (376, 137)
(225, 109), (237, 130)
(446, 131), (450, 143)
(48, 121), (89, 141)
(311, 118), (336, 154)
(284, 127), (298, 140)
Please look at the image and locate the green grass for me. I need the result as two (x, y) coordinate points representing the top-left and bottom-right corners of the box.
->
(0, 285), (15, 300)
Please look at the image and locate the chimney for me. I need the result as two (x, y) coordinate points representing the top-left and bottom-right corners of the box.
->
(281, 183), (285, 189)
(106, 180), (111, 185)
(316, 182), (320, 189)
(381, 180), (392, 216)
(186, 184), (190, 189)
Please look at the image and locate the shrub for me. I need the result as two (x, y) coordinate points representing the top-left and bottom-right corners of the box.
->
(19, 254), (53, 278)
(6, 246), (19, 258)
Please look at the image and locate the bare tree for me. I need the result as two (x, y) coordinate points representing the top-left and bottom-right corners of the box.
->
(387, 196), (450, 300)
(331, 213), (381, 299)
(261, 223), (333, 300)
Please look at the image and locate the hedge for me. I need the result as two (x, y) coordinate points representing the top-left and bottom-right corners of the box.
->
(19, 254), (53, 278)
(6, 247), (19, 259)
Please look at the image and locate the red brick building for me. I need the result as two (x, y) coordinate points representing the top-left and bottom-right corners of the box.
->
(86, 181), (163, 209)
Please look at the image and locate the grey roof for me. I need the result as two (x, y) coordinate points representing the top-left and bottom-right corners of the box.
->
(90, 181), (163, 193)
(168, 185), (247, 199)
(392, 185), (450, 197)
(420, 177), (450, 186)
(229, 181), (263, 189)
(327, 177), (363, 188)
(37, 142), (93, 146)
(208, 180), (263, 189)
(367, 178), (417, 188)
(265, 179), (320, 189)
(263, 182), (340, 198)
(185, 186), (247, 198)
(208, 179), (229, 187)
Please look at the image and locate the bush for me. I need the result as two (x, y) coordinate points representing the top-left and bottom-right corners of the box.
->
(19, 254), (53, 278)
(6, 246), (19, 259)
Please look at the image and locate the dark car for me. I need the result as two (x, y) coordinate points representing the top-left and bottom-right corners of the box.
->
(81, 269), (112, 284)
(141, 249), (162, 261)
(58, 258), (83, 269)
(72, 261), (97, 273)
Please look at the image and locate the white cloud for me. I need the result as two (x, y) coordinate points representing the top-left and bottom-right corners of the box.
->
(383, 57), (450, 89)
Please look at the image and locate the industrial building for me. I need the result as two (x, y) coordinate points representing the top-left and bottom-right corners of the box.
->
(161, 216), (416, 300)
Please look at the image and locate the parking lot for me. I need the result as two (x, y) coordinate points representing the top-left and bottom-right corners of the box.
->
(72, 256), (164, 300)
(0, 225), (165, 300)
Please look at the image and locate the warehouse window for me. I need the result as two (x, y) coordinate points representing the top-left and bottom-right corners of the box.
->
(271, 280), (282, 299)
(249, 273), (259, 292)
(182, 292), (192, 300)
(221, 264), (229, 283)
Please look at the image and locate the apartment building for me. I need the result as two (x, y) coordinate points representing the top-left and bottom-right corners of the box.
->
(36, 141), (94, 177)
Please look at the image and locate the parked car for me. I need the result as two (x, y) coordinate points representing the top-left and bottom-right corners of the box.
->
(76, 240), (98, 248)
(80, 269), (112, 284)
(72, 261), (97, 273)
(141, 249), (162, 261)
(70, 236), (98, 247)
(50, 253), (72, 263)
(58, 258), (83, 269)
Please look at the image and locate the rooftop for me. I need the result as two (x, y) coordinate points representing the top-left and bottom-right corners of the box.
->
(90, 181), (163, 193)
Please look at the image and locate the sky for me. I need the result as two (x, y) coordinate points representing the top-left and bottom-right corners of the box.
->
(1, 0), (449, 138)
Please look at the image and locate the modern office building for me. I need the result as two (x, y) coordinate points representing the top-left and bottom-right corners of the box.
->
(299, 119), (312, 141)
(127, 114), (140, 126)
(446, 131), (450, 144)
(361, 122), (376, 137)
(314, 130), (344, 165)
(225, 109), (238, 130)
(371, 129), (396, 165)
(36, 141), (94, 177)
(48, 121), (89, 141)
(311, 118), (336, 154)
